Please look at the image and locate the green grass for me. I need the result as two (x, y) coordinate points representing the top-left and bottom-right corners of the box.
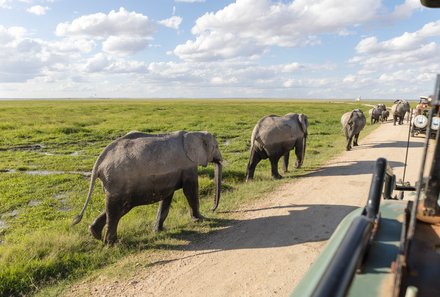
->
(0, 99), (377, 296)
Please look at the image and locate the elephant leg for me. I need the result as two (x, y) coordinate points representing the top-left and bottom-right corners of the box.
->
(246, 150), (262, 181)
(270, 156), (282, 179)
(393, 116), (397, 126)
(104, 197), (130, 245)
(353, 133), (360, 146)
(346, 135), (353, 151)
(89, 211), (106, 240)
(182, 175), (204, 222)
(154, 194), (174, 232)
(282, 152), (290, 173)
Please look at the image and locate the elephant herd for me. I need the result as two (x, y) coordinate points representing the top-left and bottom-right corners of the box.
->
(368, 99), (411, 126)
(72, 101), (409, 244)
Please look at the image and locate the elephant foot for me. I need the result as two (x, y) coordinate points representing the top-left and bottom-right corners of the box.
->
(104, 234), (118, 246)
(89, 225), (103, 240)
(191, 214), (205, 222)
(153, 224), (164, 232)
(353, 143), (359, 146)
(272, 174), (283, 180)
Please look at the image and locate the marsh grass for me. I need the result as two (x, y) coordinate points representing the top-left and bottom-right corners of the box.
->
(0, 99), (377, 296)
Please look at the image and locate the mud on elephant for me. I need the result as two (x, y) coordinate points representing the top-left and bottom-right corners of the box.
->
(72, 130), (223, 245)
(246, 113), (308, 181)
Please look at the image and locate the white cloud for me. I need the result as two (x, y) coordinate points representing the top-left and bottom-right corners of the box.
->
(84, 53), (148, 73)
(346, 20), (440, 98)
(174, 0), (381, 61)
(0, 0), (12, 9)
(389, 0), (422, 20)
(27, 5), (49, 15)
(56, 7), (154, 38)
(159, 16), (182, 30)
(102, 36), (151, 56)
(55, 7), (155, 55)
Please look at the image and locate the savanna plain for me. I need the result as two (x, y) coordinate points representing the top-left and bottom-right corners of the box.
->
(0, 99), (377, 296)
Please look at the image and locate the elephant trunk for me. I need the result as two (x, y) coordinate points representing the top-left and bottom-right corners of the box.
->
(302, 136), (307, 166)
(212, 161), (222, 212)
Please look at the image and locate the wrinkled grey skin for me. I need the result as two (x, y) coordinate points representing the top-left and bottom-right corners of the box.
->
(341, 109), (366, 151)
(72, 131), (223, 245)
(391, 100), (410, 125)
(246, 113), (308, 181)
(381, 110), (390, 122)
(371, 104), (386, 124)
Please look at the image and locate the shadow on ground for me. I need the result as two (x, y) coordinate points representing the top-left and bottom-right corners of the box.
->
(144, 203), (357, 263)
(303, 160), (405, 177)
(367, 140), (424, 149)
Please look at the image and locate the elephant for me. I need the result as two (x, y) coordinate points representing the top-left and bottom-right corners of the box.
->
(370, 108), (382, 124)
(341, 109), (366, 151)
(370, 104), (386, 124)
(391, 99), (410, 125)
(72, 130), (223, 245)
(381, 110), (390, 122)
(245, 113), (308, 181)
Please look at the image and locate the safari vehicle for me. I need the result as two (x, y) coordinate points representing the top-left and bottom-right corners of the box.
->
(411, 96), (440, 138)
(291, 74), (440, 296)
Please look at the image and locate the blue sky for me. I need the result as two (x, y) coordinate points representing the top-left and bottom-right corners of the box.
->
(0, 0), (439, 99)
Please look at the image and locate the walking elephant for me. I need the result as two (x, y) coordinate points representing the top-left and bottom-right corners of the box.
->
(391, 100), (410, 125)
(371, 104), (386, 124)
(381, 110), (390, 122)
(246, 113), (308, 181)
(72, 131), (223, 245)
(341, 109), (366, 151)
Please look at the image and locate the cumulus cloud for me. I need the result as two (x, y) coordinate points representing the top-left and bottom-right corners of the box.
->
(174, 0), (381, 61)
(84, 53), (148, 73)
(27, 5), (49, 15)
(354, 20), (440, 57)
(159, 16), (182, 29)
(0, 0), (12, 9)
(0, 26), (49, 82)
(55, 7), (155, 56)
(389, 0), (423, 20)
(347, 20), (440, 97)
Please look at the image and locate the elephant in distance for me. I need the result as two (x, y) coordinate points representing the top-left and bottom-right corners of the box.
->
(391, 100), (410, 125)
(246, 113), (308, 181)
(341, 109), (366, 151)
(72, 131), (223, 245)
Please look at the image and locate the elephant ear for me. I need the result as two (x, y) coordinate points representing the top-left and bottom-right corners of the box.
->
(184, 132), (209, 167)
(298, 114), (309, 137)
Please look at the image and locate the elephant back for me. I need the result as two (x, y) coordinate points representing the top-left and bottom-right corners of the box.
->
(251, 114), (304, 150)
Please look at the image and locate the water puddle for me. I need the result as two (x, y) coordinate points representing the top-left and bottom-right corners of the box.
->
(28, 200), (41, 207)
(54, 193), (71, 211)
(0, 144), (45, 151)
(1, 169), (91, 177)
(0, 219), (7, 230)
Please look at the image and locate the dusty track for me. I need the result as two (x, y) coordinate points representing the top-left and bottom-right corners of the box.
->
(65, 121), (429, 297)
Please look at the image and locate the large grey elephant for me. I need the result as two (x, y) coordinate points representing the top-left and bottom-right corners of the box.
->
(391, 99), (410, 125)
(245, 113), (308, 181)
(72, 130), (222, 244)
(341, 109), (366, 151)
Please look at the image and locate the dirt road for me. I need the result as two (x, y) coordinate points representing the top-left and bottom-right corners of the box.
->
(65, 121), (429, 297)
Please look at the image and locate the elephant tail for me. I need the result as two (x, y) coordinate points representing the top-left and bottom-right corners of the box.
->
(71, 160), (100, 226)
